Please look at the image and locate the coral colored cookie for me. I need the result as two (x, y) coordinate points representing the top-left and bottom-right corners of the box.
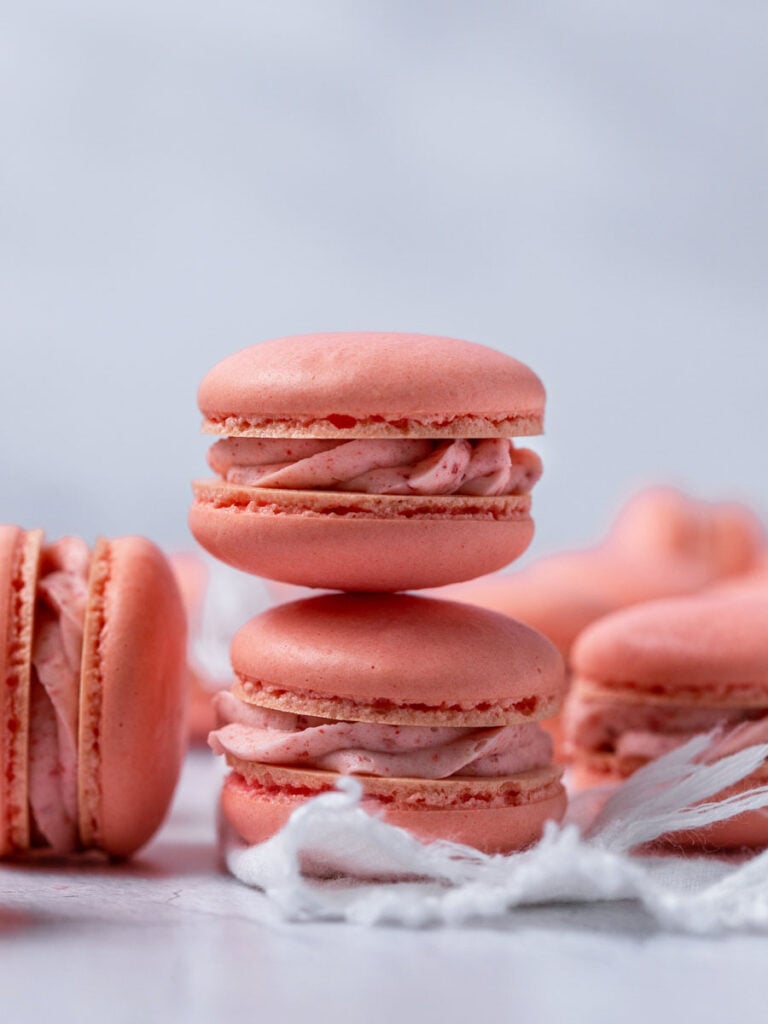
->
(190, 333), (546, 591)
(209, 594), (567, 855)
(598, 487), (765, 603)
(436, 487), (765, 659)
(565, 589), (768, 849)
(0, 526), (187, 859)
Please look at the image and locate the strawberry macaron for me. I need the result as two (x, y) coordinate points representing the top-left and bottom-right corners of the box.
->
(0, 525), (187, 859)
(565, 588), (768, 848)
(190, 333), (545, 591)
(437, 487), (765, 662)
(209, 593), (566, 854)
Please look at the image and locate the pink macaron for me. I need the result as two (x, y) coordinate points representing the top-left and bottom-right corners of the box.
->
(436, 487), (765, 661)
(209, 593), (566, 855)
(565, 587), (768, 849)
(0, 525), (187, 859)
(190, 333), (545, 591)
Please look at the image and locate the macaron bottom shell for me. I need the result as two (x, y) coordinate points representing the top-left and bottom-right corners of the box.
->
(221, 765), (566, 858)
(189, 486), (534, 591)
(569, 758), (768, 851)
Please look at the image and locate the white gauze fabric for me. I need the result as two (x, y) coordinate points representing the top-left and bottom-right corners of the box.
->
(225, 733), (768, 931)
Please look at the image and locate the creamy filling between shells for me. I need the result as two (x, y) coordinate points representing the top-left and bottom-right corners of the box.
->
(209, 691), (553, 779)
(207, 437), (542, 497)
(28, 538), (90, 853)
(565, 693), (768, 767)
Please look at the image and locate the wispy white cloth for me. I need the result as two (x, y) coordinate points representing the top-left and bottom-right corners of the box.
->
(226, 735), (768, 931)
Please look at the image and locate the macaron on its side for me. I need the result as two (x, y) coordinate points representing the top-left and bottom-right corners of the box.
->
(0, 526), (42, 855)
(221, 764), (566, 855)
(79, 537), (187, 858)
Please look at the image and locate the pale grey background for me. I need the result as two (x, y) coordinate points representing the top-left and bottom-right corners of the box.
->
(2, 6), (768, 1021)
(2, 0), (767, 558)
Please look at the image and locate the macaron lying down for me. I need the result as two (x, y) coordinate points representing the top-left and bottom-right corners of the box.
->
(191, 333), (545, 591)
(595, 487), (765, 604)
(565, 590), (768, 848)
(209, 593), (567, 856)
(0, 525), (187, 859)
(436, 487), (765, 661)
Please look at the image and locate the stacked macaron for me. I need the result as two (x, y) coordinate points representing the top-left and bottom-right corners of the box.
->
(209, 595), (566, 852)
(191, 333), (543, 592)
(194, 333), (567, 854)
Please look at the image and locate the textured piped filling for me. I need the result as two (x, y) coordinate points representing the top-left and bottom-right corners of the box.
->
(207, 437), (542, 497)
(28, 538), (90, 853)
(209, 692), (553, 779)
(565, 693), (768, 766)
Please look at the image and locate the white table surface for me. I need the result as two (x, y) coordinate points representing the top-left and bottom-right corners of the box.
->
(2, 751), (767, 1024)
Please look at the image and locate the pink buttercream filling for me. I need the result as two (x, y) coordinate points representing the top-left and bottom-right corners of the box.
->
(207, 437), (542, 497)
(28, 537), (90, 852)
(209, 691), (552, 779)
(565, 695), (768, 767)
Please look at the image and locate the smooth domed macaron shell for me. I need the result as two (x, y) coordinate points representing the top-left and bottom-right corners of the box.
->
(0, 526), (42, 855)
(572, 591), (768, 706)
(220, 763), (566, 856)
(189, 488), (534, 591)
(198, 333), (545, 439)
(230, 593), (565, 726)
(79, 536), (187, 858)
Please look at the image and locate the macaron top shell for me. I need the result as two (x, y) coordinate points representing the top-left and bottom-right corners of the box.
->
(79, 536), (187, 858)
(230, 593), (565, 725)
(572, 591), (768, 704)
(199, 333), (545, 439)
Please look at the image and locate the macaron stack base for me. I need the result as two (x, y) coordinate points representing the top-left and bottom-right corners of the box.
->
(221, 769), (564, 855)
(209, 594), (566, 855)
